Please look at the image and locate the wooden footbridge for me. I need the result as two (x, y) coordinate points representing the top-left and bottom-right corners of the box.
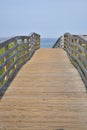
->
(0, 33), (87, 130)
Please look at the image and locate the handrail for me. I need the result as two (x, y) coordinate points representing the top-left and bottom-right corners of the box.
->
(52, 36), (63, 48)
(0, 32), (40, 96)
(53, 32), (87, 89)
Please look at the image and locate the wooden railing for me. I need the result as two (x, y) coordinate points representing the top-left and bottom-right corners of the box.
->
(52, 36), (63, 48)
(0, 32), (40, 95)
(53, 33), (87, 89)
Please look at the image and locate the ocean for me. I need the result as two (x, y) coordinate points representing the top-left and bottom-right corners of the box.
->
(40, 38), (57, 48)
(0, 38), (57, 48)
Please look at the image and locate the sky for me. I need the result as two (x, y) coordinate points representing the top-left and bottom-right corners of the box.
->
(0, 0), (87, 38)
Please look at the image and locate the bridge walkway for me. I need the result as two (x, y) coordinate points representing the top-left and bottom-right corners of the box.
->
(0, 48), (87, 130)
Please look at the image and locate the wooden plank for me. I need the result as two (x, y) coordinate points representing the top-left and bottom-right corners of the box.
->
(64, 42), (87, 78)
(0, 48), (87, 130)
(0, 33), (40, 89)
(65, 45), (87, 86)
(0, 44), (18, 60)
(65, 42), (87, 71)
(65, 38), (87, 55)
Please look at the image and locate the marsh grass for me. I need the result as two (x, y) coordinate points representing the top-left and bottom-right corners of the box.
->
(0, 42), (15, 87)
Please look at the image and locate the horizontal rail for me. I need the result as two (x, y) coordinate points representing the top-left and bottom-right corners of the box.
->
(53, 33), (87, 89)
(0, 32), (40, 96)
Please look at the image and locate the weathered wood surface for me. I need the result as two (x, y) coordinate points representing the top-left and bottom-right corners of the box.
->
(0, 48), (87, 130)
(0, 33), (40, 95)
(53, 33), (87, 88)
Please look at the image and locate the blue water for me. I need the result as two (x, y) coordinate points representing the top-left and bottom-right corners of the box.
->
(40, 38), (57, 48)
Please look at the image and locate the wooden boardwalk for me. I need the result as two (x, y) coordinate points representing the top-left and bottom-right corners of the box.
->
(0, 48), (87, 130)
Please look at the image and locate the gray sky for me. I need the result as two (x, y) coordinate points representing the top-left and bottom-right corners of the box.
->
(0, 0), (87, 37)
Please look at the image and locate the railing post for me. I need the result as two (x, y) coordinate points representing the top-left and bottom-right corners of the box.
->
(26, 38), (30, 58)
(4, 45), (9, 80)
(86, 44), (87, 70)
(0, 33), (40, 93)
(61, 35), (64, 48)
(21, 38), (25, 62)
(14, 40), (18, 69)
(33, 33), (40, 50)
(30, 35), (34, 56)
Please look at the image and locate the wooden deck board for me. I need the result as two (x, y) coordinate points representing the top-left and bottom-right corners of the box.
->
(0, 48), (87, 130)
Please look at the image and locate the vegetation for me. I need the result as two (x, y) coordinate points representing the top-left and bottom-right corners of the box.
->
(0, 40), (28, 87)
(0, 42), (15, 87)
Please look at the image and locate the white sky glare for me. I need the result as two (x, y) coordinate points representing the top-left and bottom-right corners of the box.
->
(0, 0), (87, 37)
